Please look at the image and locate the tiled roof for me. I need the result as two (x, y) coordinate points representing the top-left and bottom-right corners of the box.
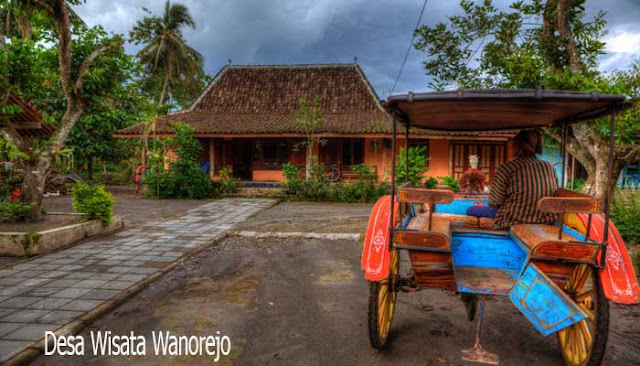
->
(117, 63), (395, 135)
(2, 94), (52, 138)
(115, 63), (515, 137)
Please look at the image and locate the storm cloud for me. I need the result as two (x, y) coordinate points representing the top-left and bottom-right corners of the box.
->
(73, 0), (640, 97)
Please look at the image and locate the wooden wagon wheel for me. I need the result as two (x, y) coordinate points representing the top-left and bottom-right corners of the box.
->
(368, 249), (399, 349)
(557, 264), (609, 366)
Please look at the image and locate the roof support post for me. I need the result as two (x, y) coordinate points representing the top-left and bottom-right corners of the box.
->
(389, 109), (398, 249)
(560, 122), (568, 189)
(404, 121), (410, 183)
(601, 108), (617, 267)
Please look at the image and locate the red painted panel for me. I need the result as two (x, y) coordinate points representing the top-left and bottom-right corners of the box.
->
(362, 195), (398, 282)
(576, 213), (640, 305)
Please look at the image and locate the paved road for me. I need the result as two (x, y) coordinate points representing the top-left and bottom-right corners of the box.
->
(35, 235), (640, 366)
(0, 198), (275, 363)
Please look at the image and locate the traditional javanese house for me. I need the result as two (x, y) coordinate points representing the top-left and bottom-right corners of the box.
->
(114, 63), (516, 183)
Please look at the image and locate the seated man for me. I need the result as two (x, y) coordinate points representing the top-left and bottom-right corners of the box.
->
(489, 130), (558, 230)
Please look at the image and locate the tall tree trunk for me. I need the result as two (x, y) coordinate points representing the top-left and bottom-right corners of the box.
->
(555, 0), (582, 74)
(158, 72), (170, 106)
(16, 3), (33, 40)
(305, 146), (312, 180)
(582, 157), (624, 198)
(21, 155), (52, 221)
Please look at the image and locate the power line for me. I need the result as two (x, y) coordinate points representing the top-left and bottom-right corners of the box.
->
(389, 0), (429, 97)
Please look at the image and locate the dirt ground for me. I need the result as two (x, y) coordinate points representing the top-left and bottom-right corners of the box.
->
(34, 203), (640, 366)
(235, 201), (373, 234)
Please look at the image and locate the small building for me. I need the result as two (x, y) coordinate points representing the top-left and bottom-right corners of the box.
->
(2, 93), (52, 139)
(115, 63), (515, 183)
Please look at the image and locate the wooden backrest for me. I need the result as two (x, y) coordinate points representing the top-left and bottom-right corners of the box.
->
(555, 188), (595, 198)
(398, 185), (454, 204)
(538, 197), (602, 214)
(538, 188), (602, 214)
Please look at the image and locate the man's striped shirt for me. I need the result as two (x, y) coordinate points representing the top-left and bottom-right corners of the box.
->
(489, 156), (558, 230)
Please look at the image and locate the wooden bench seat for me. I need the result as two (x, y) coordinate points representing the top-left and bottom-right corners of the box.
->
(511, 223), (600, 262)
(511, 224), (578, 250)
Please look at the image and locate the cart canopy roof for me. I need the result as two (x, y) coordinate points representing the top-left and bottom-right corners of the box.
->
(385, 89), (628, 131)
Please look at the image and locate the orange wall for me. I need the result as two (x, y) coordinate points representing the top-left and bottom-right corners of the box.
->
(426, 139), (450, 178)
(253, 170), (284, 182)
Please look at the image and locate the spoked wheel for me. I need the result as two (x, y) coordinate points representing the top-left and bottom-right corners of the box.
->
(557, 264), (609, 366)
(327, 166), (340, 182)
(368, 249), (399, 349)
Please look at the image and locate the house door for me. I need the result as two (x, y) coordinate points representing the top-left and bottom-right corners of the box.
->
(232, 140), (253, 180)
(451, 142), (507, 184)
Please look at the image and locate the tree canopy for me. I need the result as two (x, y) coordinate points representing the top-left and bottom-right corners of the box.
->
(414, 0), (640, 196)
(129, 0), (207, 110)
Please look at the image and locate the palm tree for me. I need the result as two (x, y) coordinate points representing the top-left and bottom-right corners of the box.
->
(130, 0), (203, 106)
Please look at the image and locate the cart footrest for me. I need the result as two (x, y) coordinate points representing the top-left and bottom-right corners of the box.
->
(456, 266), (518, 295)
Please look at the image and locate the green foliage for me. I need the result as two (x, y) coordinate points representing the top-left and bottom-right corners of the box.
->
(329, 164), (387, 203)
(438, 176), (460, 193)
(395, 146), (429, 185)
(570, 178), (587, 192)
(414, 0), (607, 90)
(144, 123), (212, 199)
(0, 201), (33, 223)
(282, 162), (388, 203)
(1, 24), (141, 178)
(129, 0), (206, 108)
(141, 169), (176, 198)
(219, 167), (240, 194)
(281, 163), (302, 194)
(425, 177), (438, 189)
(610, 190), (640, 245)
(0, 140), (28, 162)
(295, 96), (324, 178)
(71, 183), (115, 226)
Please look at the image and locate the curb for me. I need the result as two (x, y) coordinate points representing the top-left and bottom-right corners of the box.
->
(3, 199), (279, 366)
(232, 231), (362, 241)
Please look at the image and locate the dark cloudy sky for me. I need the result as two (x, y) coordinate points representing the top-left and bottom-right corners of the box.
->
(73, 0), (640, 99)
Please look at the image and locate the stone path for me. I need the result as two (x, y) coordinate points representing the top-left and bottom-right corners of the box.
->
(0, 198), (275, 363)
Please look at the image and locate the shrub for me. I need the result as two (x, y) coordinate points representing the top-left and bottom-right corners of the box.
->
(438, 175), (460, 192)
(0, 201), (33, 223)
(395, 146), (429, 185)
(72, 183), (115, 226)
(347, 164), (388, 203)
(144, 123), (212, 199)
(219, 167), (240, 194)
(281, 163), (302, 194)
(425, 177), (438, 189)
(571, 178), (587, 192)
(610, 190), (640, 245)
(282, 161), (387, 203)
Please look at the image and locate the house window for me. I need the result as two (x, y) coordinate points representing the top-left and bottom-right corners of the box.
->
(254, 140), (288, 169)
(451, 142), (507, 183)
(342, 139), (364, 166)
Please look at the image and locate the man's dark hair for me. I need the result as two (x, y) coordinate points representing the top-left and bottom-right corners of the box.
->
(513, 130), (543, 158)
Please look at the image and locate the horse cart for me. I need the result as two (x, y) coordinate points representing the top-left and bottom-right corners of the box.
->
(361, 90), (640, 365)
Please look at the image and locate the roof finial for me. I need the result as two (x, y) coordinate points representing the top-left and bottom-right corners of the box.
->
(227, 59), (232, 65)
(353, 56), (358, 63)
